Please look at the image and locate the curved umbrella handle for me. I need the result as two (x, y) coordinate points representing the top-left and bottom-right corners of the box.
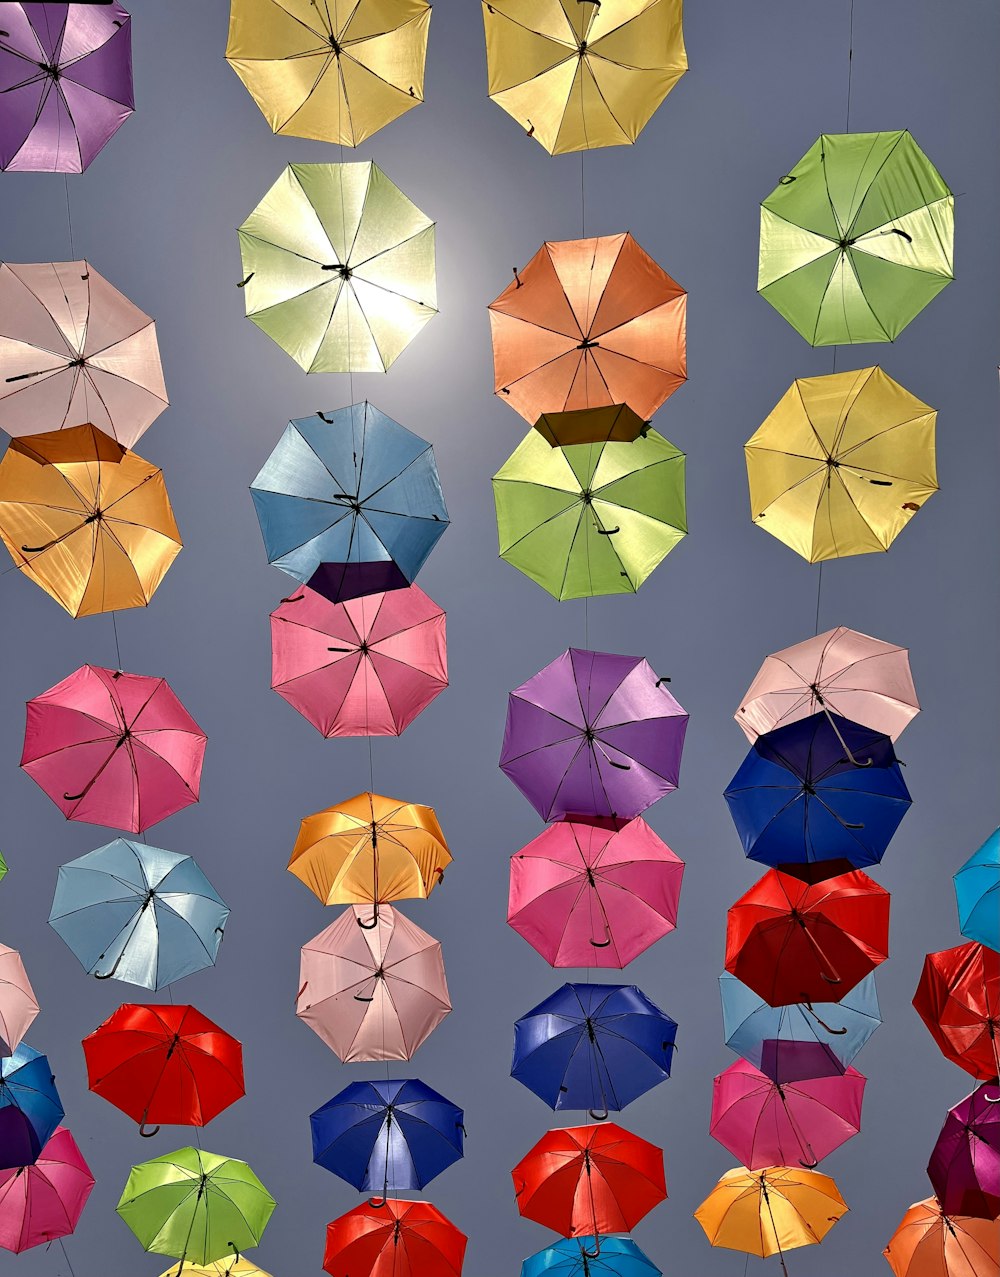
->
(367, 1195), (388, 1209)
(279, 593), (304, 604)
(820, 704), (872, 767)
(802, 1000), (848, 1035)
(580, 1239), (601, 1259)
(587, 1107), (609, 1121)
(139, 1122), (160, 1138)
(354, 991), (376, 1002)
(357, 909), (379, 930)
(798, 1157), (819, 1169)
(589, 936), (611, 949)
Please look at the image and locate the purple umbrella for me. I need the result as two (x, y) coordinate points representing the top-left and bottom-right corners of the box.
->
(499, 648), (688, 822)
(927, 1083), (1000, 1221)
(0, 3), (133, 173)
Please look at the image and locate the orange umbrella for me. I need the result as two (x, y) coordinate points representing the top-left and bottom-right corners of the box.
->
(883, 1197), (998, 1277)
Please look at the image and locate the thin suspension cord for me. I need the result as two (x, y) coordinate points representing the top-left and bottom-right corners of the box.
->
(845, 0), (855, 132)
(112, 610), (122, 669)
(581, 150), (586, 237)
(63, 176), (75, 258)
(58, 1238), (77, 1277)
(814, 564), (823, 636)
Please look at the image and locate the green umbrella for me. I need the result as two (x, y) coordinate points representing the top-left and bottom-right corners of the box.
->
(758, 130), (953, 345)
(116, 1147), (275, 1267)
(0, 850), (6, 885)
(493, 429), (686, 600)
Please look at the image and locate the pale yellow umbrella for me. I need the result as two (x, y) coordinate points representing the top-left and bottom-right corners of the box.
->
(160, 1257), (273, 1277)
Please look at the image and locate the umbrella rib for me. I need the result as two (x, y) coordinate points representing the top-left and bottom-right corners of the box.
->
(274, 50), (336, 134)
(351, 225), (435, 277)
(844, 131), (907, 240)
(269, 0), (329, 45)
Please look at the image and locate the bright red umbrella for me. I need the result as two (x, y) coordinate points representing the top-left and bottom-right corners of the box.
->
(913, 942), (1000, 1081)
(0, 1125), (94, 1253)
(323, 1198), (467, 1277)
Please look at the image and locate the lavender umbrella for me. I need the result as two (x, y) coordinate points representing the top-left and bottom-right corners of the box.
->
(0, 3), (133, 173)
(927, 1084), (1000, 1221)
(499, 648), (688, 822)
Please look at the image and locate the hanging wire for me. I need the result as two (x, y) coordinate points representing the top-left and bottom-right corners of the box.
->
(112, 610), (122, 670)
(63, 176), (75, 258)
(845, 0), (855, 132)
(58, 1238), (77, 1277)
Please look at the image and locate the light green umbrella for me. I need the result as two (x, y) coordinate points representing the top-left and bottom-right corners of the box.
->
(758, 130), (953, 345)
(493, 429), (686, 600)
(0, 850), (6, 885)
(116, 1147), (275, 1267)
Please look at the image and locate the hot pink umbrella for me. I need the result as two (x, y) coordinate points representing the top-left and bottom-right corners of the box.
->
(21, 664), (207, 834)
(0, 1125), (94, 1253)
(0, 945), (38, 1057)
(710, 1058), (865, 1171)
(270, 584), (447, 737)
(508, 817), (684, 968)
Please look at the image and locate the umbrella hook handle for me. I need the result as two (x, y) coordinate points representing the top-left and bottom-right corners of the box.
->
(354, 991), (376, 1002)
(820, 704), (872, 767)
(367, 1195), (389, 1209)
(802, 1000), (847, 1035)
(798, 1157), (819, 1169)
(139, 1122), (160, 1138)
(581, 1239), (601, 1259)
(357, 908), (380, 930)
(589, 935), (611, 949)
(587, 1106), (609, 1121)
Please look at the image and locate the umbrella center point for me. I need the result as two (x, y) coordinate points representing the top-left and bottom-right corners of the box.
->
(583, 725), (596, 742)
(359, 640), (370, 655)
(578, 40), (588, 56)
(802, 782), (816, 796)
(580, 489), (593, 504)
(576, 337), (599, 350)
(329, 35), (343, 55)
(38, 61), (60, 78)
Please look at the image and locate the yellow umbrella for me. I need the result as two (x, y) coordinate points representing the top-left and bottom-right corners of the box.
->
(226, 0), (431, 146)
(745, 366), (938, 563)
(483, 0), (687, 155)
(160, 1258), (273, 1277)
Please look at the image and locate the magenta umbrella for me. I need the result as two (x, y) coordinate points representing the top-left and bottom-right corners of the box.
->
(0, 1125), (94, 1253)
(500, 648), (688, 822)
(928, 1084), (1000, 1221)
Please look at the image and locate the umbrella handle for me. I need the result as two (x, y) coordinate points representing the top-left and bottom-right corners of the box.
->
(589, 936), (611, 948)
(354, 992), (376, 1002)
(581, 1239), (601, 1259)
(280, 593), (304, 604)
(820, 704), (872, 767)
(588, 1107), (609, 1121)
(798, 1157), (819, 1168)
(237, 273), (254, 288)
(139, 1122), (160, 1138)
(368, 1195), (388, 1209)
(802, 1000), (847, 1035)
(357, 909), (379, 930)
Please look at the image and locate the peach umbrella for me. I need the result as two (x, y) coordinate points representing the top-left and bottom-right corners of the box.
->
(0, 945), (38, 1057)
(883, 1197), (999, 1277)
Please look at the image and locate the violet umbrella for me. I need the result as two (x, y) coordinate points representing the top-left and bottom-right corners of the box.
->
(0, 1125), (94, 1253)
(927, 1084), (1000, 1221)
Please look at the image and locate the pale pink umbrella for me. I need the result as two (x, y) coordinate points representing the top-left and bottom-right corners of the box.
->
(0, 260), (168, 446)
(736, 626), (919, 744)
(270, 584), (447, 737)
(21, 664), (207, 834)
(0, 1125), (95, 1253)
(0, 945), (38, 1057)
(297, 905), (451, 1062)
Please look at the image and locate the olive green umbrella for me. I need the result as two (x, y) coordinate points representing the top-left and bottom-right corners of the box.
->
(493, 429), (686, 600)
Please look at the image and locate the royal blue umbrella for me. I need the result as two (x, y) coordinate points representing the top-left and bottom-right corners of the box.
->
(48, 839), (230, 991)
(310, 1079), (464, 1198)
(521, 1235), (661, 1277)
(954, 829), (999, 952)
(512, 983), (676, 1117)
(724, 712), (911, 869)
(250, 403), (449, 604)
(0, 1044), (63, 1170)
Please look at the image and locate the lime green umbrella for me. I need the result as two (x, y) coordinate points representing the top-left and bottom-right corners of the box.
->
(493, 429), (686, 600)
(758, 130), (953, 345)
(0, 850), (6, 885)
(116, 1147), (275, 1267)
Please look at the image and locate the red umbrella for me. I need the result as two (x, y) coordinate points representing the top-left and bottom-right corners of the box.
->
(913, 942), (1000, 1082)
(725, 869), (890, 1007)
(323, 1198), (467, 1277)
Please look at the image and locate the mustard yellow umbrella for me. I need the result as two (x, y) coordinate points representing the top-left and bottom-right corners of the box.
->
(226, 0), (431, 146)
(745, 366), (937, 563)
(483, 0), (687, 155)
(160, 1258), (273, 1277)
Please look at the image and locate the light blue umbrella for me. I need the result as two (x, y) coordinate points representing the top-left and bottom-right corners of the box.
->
(954, 829), (999, 952)
(48, 839), (230, 990)
(521, 1236), (660, 1277)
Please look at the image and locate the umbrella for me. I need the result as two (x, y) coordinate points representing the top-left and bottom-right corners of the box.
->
(724, 712), (911, 870)
(0, 423), (182, 617)
(483, 0), (686, 155)
(0, 852), (5, 885)
(533, 405), (649, 448)
(710, 1059), (865, 1171)
(116, 1147), (275, 1267)
(251, 403), (449, 603)
(913, 942), (1000, 1083)
(512, 983), (675, 1116)
(736, 624), (920, 744)
(493, 427), (686, 599)
(928, 1085), (1000, 1221)
(720, 971), (881, 1084)
(500, 648), (688, 822)
(48, 838), (229, 990)
(270, 583), (447, 737)
(0, 1125), (94, 1253)
(0, 1044), (63, 1170)
(227, 0), (430, 146)
(758, 130), (953, 344)
(489, 234), (686, 424)
(508, 816), (684, 968)
(310, 1079), (463, 1197)
(83, 1003), (245, 1136)
(161, 1260), (274, 1277)
(521, 1235), (661, 1277)
(0, 260), (167, 443)
(0, 4), (133, 172)
(297, 904), (451, 1062)
(725, 868), (890, 1007)
(323, 1198), (467, 1277)
(745, 366), (938, 563)
(238, 162), (436, 373)
(883, 1197), (999, 1277)
(955, 830), (999, 953)
(0, 944), (38, 1056)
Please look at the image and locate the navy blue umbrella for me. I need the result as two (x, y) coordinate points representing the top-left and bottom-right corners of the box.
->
(0, 1044), (64, 1170)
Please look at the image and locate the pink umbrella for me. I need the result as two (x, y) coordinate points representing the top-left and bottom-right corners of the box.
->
(0, 1125), (94, 1253)
(270, 584), (447, 737)
(297, 905), (451, 1062)
(508, 817), (684, 968)
(21, 664), (207, 834)
(0, 945), (38, 1057)
(711, 1059), (865, 1170)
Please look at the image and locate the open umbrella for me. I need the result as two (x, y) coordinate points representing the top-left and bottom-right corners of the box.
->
(955, 830), (999, 953)
(521, 1235), (660, 1277)
(883, 1197), (999, 1277)
(533, 405), (649, 448)
(160, 1260), (274, 1277)
(928, 1085), (1000, 1221)
(0, 1125), (94, 1253)
(0, 852), (6, 885)
(0, 1045), (63, 1170)
(489, 234), (686, 424)
(913, 942), (1000, 1083)
(0, 945), (38, 1057)
(324, 1198), (467, 1277)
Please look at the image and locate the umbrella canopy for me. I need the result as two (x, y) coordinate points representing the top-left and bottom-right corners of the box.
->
(311, 1078), (463, 1195)
(227, 0), (430, 146)
(928, 1085), (1000, 1221)
(160, 1260), (274, 1277)
(736, 624), (920, 744)
(521, 1235), (660, 1277)
(0, 852), (6, 885)
(0, 1125), (94, 1253)
(955, 830), (999, 953)
(238, 162), (436, 373)
(0, 1044), (63, 1170)
(500, 648), (688, 822)
(493, 428), (686, 599)
(83, 1003), (244, 1135)
(116, 1147), (275, 1267)
(0, 4), (133, 172)
(270, 583), (447, 737)
(758, 130), (953, 345)
(0, 260), (167, 443)
(251, 403), (449, 603)
(0, 944), (38, 1057)
(724, 712), (911, 870)
(483, 0), (686, 155)
(0, 423), (181, 617)
(323, 1198), (467, 1277)
(508, 816), (684, 968)
(710, 1059), (865, 1171)
(883, 1197), (999, 1277)
(489, 234), (686, 424)
(49, 838), (229, 990)
(297, 904), (451, 1062)
(534, 405), (649, 448)
(913, 942), (1000, 1082)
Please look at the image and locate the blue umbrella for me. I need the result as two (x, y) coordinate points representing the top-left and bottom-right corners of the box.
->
(310, 1079), (464, 1198)
(48, 839), (230, 990)
(0, 1044), (63, 1170)
(521, 1235), (661, 1277)
(512, 983), (676, 1117)
(954, 828), (999, 952)
(724, 712), (911, 868)
(250, 403), (449, 604)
